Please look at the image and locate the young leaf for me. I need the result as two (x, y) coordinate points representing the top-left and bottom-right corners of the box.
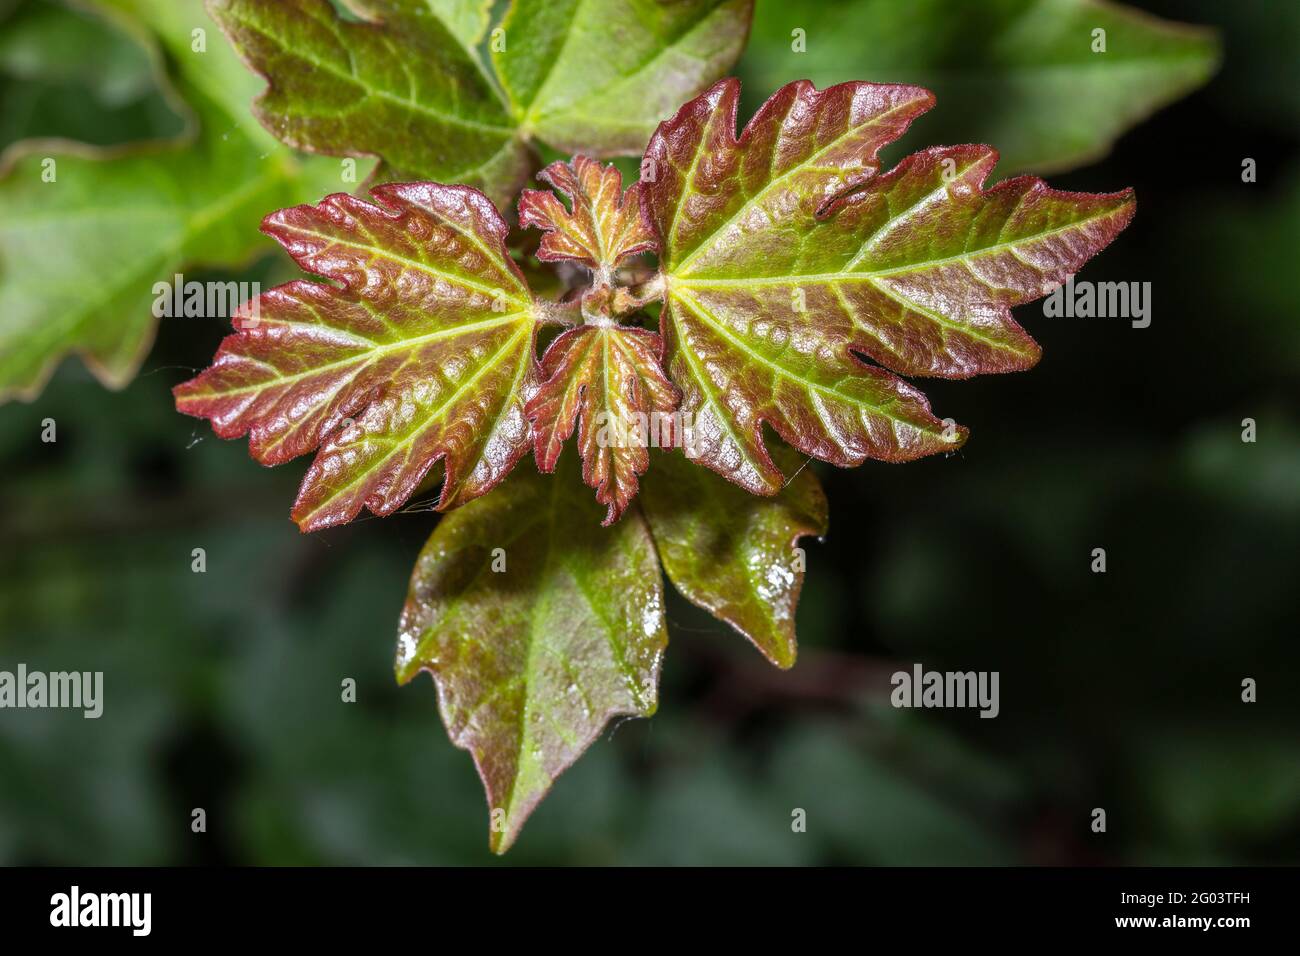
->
(528, 324), (679, 524)
(641, 446), (826, 669)
(741, 0), (1219, 174)
(518, 154), (653, 272)
(174, 182), (538, 530)
(643, 79), (1135, 495)
(397, 454), (667, 853)
(0, 0), (344, 404)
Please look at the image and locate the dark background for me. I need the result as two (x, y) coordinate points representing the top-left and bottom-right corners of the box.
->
(1, 0), (1297, 864)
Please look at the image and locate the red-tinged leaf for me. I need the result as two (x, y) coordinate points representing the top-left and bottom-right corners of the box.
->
(518, 155), (655, 273)
(642, 79), (1135, 494)
(641, 446), (827, 669)
(397, 453), (667, 853)
(174, 181), (538, 531)
(528, 324), (680, 524)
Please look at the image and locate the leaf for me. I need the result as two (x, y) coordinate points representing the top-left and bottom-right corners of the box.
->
(493, 0), (755, 156)
(174, 181), (538, 530)
(641, 446), (826, 668)
(739, 0), (1219, 174)
(206, 0), (533, 205)
(518, 154), (653, 272)
(207, 0), (753, 206)
(643, 78), (1135, 494)
(397, 454), (667, 853)
(0, 0), (346, 404)
(528, 324), (679, 524)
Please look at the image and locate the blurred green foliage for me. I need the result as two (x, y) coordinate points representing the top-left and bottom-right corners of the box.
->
(0, 0), (1297, 864)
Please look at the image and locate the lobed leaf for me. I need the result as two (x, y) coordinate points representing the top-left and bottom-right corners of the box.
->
(528, 324), (679, 525)
(207, 0), (754, 206)
(174, 181), (538, 530)
(640, 446), (826, 669)
(206, 0), (531, 204)
(397, 453), (667, 853)
(518, 154), (653, 272)
(643, 78), (1135, 494)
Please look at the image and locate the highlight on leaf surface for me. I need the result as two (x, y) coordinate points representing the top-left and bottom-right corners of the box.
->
(641, 445), (827, 669)
(397, 453), (667, 853)
(642, 78), (1136, 495)
(173, 181), (538, 531)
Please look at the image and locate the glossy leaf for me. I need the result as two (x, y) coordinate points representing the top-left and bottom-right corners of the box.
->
(518, 155), (653, 272)
(643, 79), (1135, 494)
(740, 0), (1219, 174)
(0, 0), (345, 403)
(641, 446), (826, 668)
(528, 324), (679, 524)
(397, 454), (667, 852)
(174, 182), (537, 530)
(207, 0), (754, 205)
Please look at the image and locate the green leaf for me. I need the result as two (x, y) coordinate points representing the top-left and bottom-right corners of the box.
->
(205, 0), (531, 204)
(494, 0), (755, 155)
(0, 0), (155, 105)
(643, 79), (1135, 494)
(397, 454), (667, 852)
(641, 446), (826, 668)
(175, 181), (539, 531)
(0, 0), (346, 403)
(739, 0), (1219, 174)
(206, 0), (754, 205)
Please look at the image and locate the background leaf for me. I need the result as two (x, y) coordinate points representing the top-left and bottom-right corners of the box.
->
(494, 0), (754, 155)
(0, 0), (348, 402)
(208, 0), (754, 205)
(206, 0), (532, 203)
(739, 0), (1219, 174)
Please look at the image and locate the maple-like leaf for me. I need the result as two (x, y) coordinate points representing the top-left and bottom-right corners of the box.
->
(642, 79), (1136, 494)
(518, 155), (654, 273)
(528, 324), (679, 524)
(398, 453), (667, 853)
(207, 0), (754, 206)
(640, 445), (826, 668)
(174, 181), (538, 530)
